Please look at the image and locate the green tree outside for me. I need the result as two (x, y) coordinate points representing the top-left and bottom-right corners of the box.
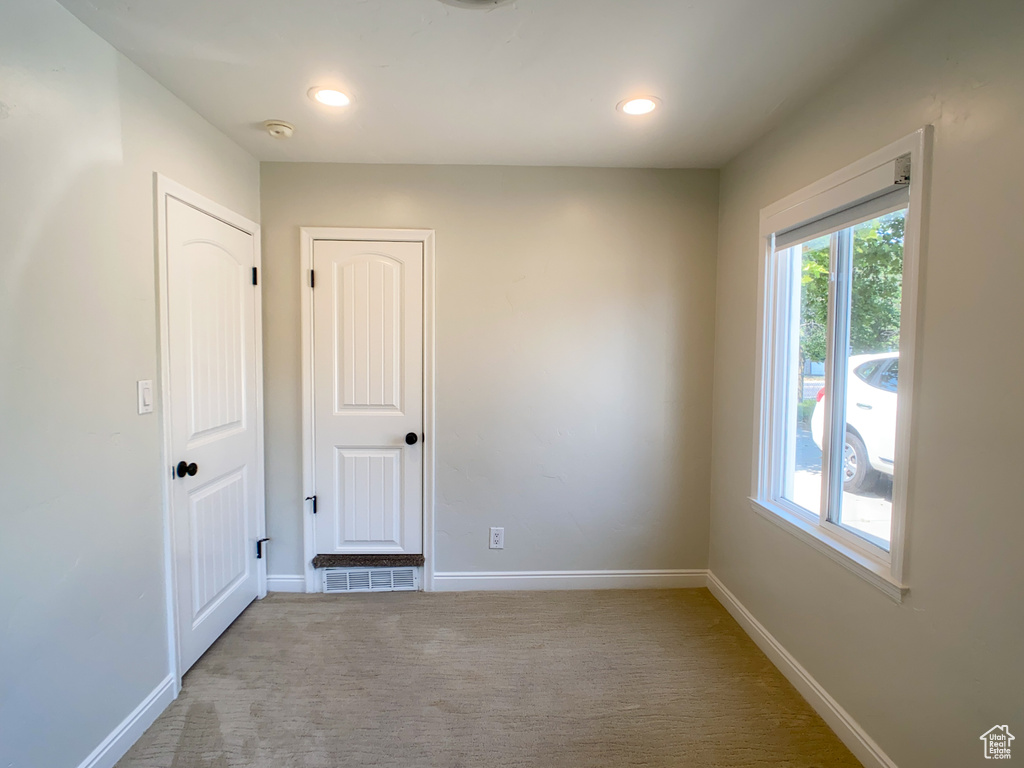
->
(796, 211), (905, 420)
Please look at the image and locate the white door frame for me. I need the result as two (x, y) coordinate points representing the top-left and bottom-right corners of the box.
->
(155, 174), (267, 692)
(300, 227), (436, 593)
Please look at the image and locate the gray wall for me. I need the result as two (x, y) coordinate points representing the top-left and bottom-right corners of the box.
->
(0, 1), (259, 765)
(260, 164), (719, 577)
(709, 0), (1024, 766)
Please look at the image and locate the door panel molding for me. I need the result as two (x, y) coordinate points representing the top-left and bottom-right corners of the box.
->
(156, 174), (266, 692)
(300, 228), (436, 593)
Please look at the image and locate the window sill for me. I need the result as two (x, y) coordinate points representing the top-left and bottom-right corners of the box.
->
(748, 497), (908, 603)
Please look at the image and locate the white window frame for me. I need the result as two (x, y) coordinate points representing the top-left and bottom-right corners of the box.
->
(751, 128), (930, 602)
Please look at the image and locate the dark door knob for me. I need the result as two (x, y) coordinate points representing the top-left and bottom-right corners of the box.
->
(176, 461), (198, 478)
(405, 432), (419, 445)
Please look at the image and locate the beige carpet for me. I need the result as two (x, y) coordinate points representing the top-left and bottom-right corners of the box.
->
(117, 590), (861, 768)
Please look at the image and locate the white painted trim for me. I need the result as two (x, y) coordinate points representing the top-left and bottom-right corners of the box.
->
(299, 227), (436, 594)
(421, 233), (436, 592)
(154, 174), (266, 689)
(252, 214), (268, 602)
(750, 128), (931, 597)
(75, 674), (175, 768)
(888, 128), (930, 585)
(154, 175), (181, 694)
(706, 573), (899, 768)
(432, 569), (708, 591)
(759, 130), (925, 236)
(749, 498), (907, 602)
(266, 574), (307, 592)
(299, 230), (319, 594)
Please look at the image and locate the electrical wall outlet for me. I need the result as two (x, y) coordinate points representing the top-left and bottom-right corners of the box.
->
(489, 527), (504, 549)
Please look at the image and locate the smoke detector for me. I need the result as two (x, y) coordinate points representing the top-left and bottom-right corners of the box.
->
(437, 0), (514, 8)
(263, 120), (294, 139)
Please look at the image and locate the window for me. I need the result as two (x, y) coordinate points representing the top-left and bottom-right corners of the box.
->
(752, 129), (928, 600)
(876, 359), (898, 393)
(854, 360), (882, 383)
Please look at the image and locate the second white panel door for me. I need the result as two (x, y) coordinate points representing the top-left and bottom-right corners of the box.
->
(313, 240), (423, 555)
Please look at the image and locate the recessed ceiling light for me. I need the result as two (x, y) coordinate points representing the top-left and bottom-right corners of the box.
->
(617, 97), (660, 116)
(309, 88), (351, 107)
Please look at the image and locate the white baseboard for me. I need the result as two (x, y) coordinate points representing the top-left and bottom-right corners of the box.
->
(76, 674), (175, 768)
(266, 574), (306, 593)
(432, 569), (708, 591)
(706, 572), (898, 768)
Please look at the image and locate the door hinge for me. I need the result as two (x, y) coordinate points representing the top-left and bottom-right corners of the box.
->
(252, 267), (258, 285)
(306, 495), (317, 514)
(310, 269), (315, 288)
(256, 537), (270, 559)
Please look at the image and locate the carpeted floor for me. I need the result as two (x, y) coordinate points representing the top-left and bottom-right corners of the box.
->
(116, 589), (861, 768)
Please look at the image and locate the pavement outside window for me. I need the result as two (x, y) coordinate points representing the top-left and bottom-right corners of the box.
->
(792, 425), (893, 546)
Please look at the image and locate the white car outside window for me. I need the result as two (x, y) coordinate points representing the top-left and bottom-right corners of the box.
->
(811, 353), (898, 493)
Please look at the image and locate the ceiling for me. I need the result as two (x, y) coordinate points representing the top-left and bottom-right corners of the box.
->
(57, 0), (917, 167)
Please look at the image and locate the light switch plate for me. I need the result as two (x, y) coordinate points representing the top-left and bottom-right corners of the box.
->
(137, 380), (154, 414)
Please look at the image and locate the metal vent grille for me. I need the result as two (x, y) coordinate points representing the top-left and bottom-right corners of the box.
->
(323, 567), (419, 594)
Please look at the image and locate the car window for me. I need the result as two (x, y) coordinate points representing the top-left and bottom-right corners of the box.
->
(854, 360), (881, 382)
(876, 359), (898, 392)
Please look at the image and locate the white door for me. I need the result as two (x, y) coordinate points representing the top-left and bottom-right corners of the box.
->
(312, 240), (423, 555)
(166, 196), (262, 674)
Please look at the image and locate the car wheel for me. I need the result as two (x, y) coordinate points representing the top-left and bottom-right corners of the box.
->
(842, 431), (876, 494)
